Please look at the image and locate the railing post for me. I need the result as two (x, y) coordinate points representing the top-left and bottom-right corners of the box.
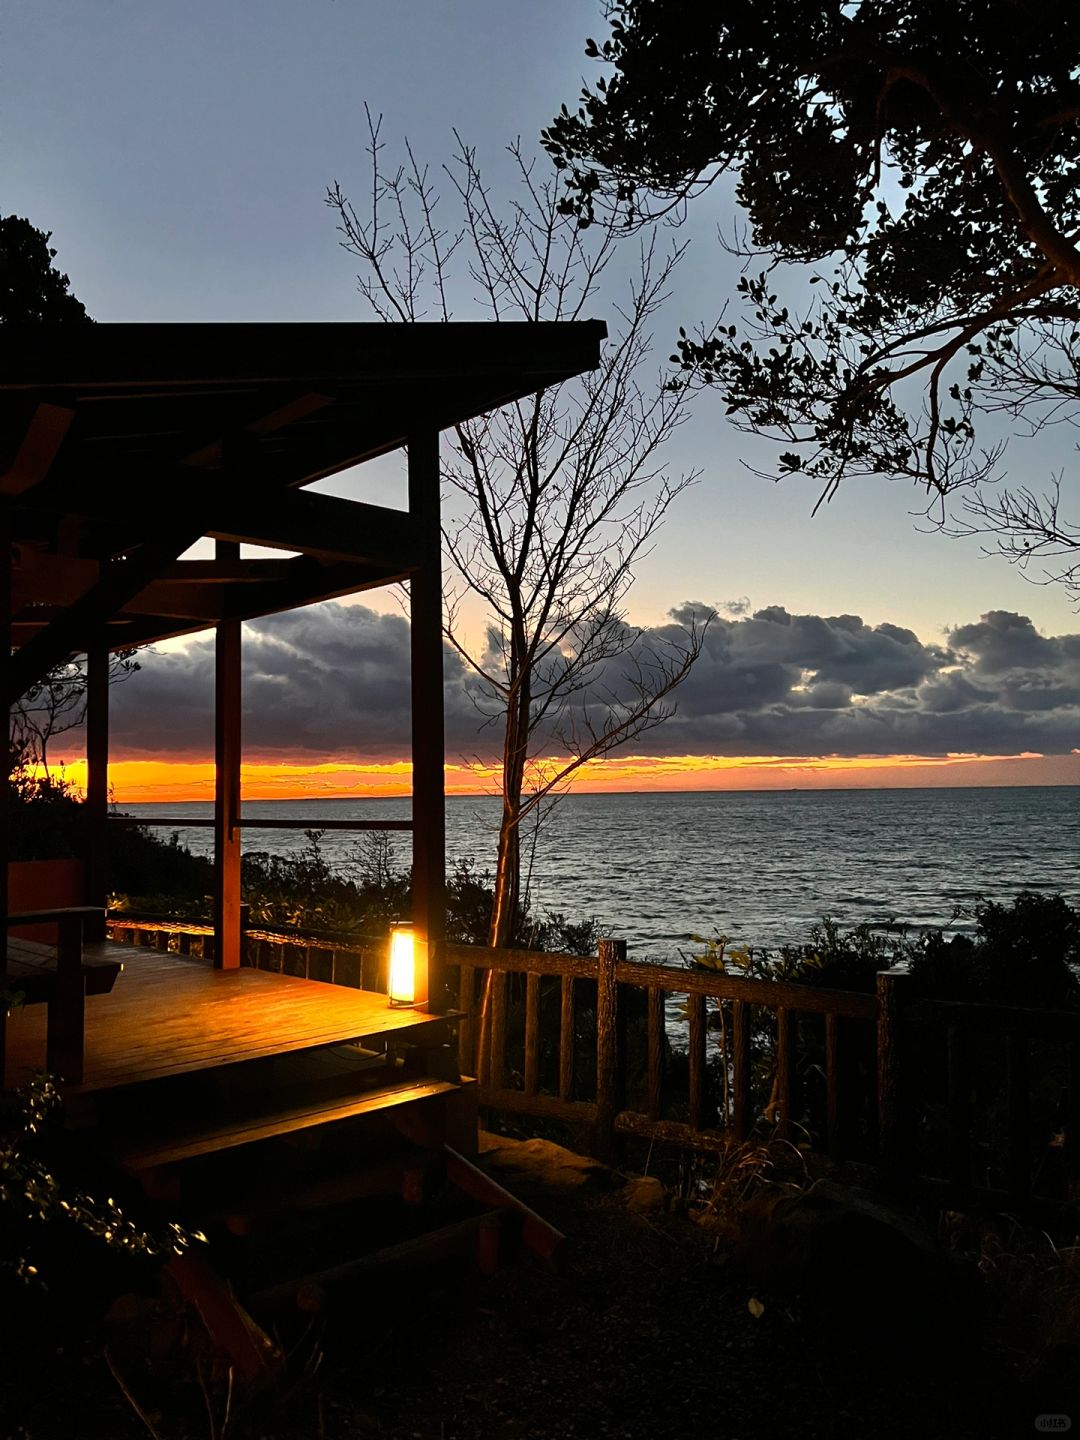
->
(688, 992), (707, 1132)
(559, 975), (576, 1102)
(524, 972), (541, 1097)
(46, 912), (85, 1083)
(731, 997), (752, 1142)
(594, 938), (624, 1160)
(646, 986), (665, 1121)
(877, 966), (912, 1182)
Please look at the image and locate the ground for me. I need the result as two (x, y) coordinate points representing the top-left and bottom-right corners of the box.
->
(5, 1133), (1074, 1439)
(296, 1136), (1060, 1440)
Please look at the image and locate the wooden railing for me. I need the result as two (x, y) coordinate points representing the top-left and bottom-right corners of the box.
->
(105, 919), (1080, 1214)
(452, 938), (879, 1163)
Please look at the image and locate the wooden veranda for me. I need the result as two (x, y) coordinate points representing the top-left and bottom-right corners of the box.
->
(0, 321), (604, 1240)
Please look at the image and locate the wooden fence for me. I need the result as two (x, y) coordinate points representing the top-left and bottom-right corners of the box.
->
(106, 919), (1080, 1214)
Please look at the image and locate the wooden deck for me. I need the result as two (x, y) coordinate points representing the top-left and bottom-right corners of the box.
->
(4, 943), (454, 1095)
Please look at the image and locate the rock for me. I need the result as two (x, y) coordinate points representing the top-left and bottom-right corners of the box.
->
(623, 1176), (667, 1214)
(478, 1133), (617, 1192)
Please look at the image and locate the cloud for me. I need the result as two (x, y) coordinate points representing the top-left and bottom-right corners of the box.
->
(102, 600), (1080, 765)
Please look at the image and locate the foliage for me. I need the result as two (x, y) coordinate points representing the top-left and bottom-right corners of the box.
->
(0, 214), (92, 325)
(11, 651), (139, 779)
(907, 890), (1080, 1008)
(690, 916), (898, 993)
(691, 894), (1080, 1006)
(544, 1), (1080, 597)
(686, 895), (1080, 1160)
(0, 1076), (199, 1290)
(8, 768), (86, 861)
(328, 113), (707, 948)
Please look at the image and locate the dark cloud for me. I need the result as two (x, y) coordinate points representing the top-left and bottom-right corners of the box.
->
(104, 600), (1080, 764)
(109, 604), (485, 760)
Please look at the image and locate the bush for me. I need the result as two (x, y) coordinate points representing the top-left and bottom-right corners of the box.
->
(907, 892), (1080, 1009)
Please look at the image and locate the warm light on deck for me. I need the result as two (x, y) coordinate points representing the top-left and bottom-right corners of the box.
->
(388, 924), (417, 1007)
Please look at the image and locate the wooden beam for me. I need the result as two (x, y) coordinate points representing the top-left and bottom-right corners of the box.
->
(5, 531), (204, 704)
(159, 558), (296, 584)
(214, 541), (242, 970)
(182, 390), (335, 467)
(0, 320), (608, 390)
(58, 477), (419, 569)
(224, 557), (408, 622)
(207, 488), (417, 567)
(84, 643), (109, 942)
(121, 582), (225, 620)
(408, 427), (447, 1013)
(13, 550), (99, 608)
(0, 403), (75, 495)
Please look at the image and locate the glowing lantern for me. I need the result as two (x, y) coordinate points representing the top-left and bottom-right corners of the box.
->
(388, 923), (418, 1007)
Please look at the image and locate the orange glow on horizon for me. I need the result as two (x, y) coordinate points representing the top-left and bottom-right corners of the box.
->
(46, 748), (1080, 803)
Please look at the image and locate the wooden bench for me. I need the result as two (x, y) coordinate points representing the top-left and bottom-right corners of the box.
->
(5, 907), (112, 1083)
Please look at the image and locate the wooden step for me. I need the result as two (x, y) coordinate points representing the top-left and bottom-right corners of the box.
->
(115, 1076), (459, 1171)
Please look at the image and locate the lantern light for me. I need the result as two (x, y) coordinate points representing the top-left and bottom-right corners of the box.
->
(388, 923), (417, 1007)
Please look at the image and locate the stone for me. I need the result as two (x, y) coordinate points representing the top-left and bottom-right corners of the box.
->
(622, 1176), (667, 1213)
(478, 1133), (618, 1192)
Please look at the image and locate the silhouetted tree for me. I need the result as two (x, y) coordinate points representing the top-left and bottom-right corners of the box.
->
(1, 215), (91, 325)
(544, 2), (1080, 598)
(328, 114), (708, 948)
(1, 216), (125, 778)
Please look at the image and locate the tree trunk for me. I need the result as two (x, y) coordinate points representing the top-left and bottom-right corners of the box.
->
(488, 810), (520, 951)
(476, 653), (529, 1083)
(486, 645), (530, 951)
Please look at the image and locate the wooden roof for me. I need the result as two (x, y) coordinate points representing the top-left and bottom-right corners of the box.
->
(0, 321), (605, 696)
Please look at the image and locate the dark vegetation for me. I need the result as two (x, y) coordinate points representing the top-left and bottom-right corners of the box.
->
(6, 773), (1080, 1433)
(544, 1), (1080, 600)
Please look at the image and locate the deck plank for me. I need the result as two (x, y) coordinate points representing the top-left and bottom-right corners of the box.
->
(117, 1076), (457, 1169)
(4, 945), (454, 1094)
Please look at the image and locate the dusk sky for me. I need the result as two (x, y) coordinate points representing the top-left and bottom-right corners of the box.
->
(6, 2), (1079, 797)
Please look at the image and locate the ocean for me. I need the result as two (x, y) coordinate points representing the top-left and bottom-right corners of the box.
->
(119, 786), (1079, 960)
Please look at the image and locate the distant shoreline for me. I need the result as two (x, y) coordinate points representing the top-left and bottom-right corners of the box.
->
(117, 780), (1080, 806)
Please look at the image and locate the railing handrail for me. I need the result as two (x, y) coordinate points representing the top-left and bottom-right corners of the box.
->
(108, 816), (412, 832)
(908, 994), (1080, 1033)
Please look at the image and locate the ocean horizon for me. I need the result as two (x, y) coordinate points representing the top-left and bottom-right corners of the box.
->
(119, 784), (1079, 960)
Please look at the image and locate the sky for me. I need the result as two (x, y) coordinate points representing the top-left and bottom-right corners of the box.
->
(5, 1), (1079, 797)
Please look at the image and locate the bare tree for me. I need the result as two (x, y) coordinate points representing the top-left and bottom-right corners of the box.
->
(328, 112), (710, 948)
(10, 652), (138, 781)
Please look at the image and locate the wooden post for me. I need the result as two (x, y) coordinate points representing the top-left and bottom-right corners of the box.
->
(824, 1011), (841, 1160)
(524, 971), (541, 1097)
(947, 1023), (972, 1192)
(594, 938), (624, 1158)
(84, 642), (109, 942)
(559, 975), (575, 1102)
(646, 986), (665, 1120)
(774, 1006), (794, 1140)
(408, 427), (447, 1012)
(731, 997), (752, 1142)
(489, 970), (507, 1090)
(1066, 1043), (1080, 1202)
(458, 962), (475, 1076)
(877, 966), (912, 1181)
(1005, 1030), (1030, 1201)
(213, 540), (242, 969)
(688, 992), (707, 1132)
(46, 912), (85, 1083)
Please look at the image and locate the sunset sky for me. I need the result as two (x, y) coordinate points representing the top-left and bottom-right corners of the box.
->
(6, 2), (1079, 800)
